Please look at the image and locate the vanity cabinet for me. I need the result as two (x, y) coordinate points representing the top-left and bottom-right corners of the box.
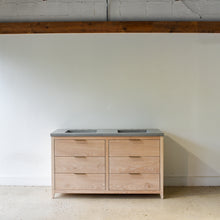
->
(52, 136), (164, 198)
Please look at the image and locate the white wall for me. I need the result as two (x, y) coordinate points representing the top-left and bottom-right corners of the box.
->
(0, 33), (220, 186)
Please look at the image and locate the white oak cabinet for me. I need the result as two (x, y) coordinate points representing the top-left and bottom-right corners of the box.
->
(51, 136), (164, 198)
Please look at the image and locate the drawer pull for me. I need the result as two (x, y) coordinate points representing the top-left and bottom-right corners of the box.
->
(129, 156), (141, 158)
(74, 156), (86, 158)
(129, 173), (141, 175)
(130, 139), (141, 142)
(74, 173), (86, 175)
(75, 139), (87, 142)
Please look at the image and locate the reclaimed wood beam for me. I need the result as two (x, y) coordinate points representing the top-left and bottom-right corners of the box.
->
(0, 21), (220, 34)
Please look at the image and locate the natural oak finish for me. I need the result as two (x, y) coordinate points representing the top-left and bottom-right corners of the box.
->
(109, 174), (160, 191)
(109, 157), (159, 174)
(55, 157), (105, 173)
(52, 136), (164, 198)
(55, 139), (105, 156)
(1, 21), (220, 34)
(55, 174), (105, 190)
(109, 139), (160, 156)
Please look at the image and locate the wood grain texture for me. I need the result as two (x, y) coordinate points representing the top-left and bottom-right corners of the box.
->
(55, 157), (105, 173)
(109, 174), (160, 191)
(1, 21), (220, 34)
(55, 139), (105, 156)
(52, 136), (163, 197)
(109, 157), (159, 174)
(109, 139), (160, 156)
(55, 174), (105, 190)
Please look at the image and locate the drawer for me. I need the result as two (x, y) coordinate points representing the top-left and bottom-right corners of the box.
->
(109, 174), (159, 191)
(55, 139), (105, 156)
(55, 174), (105, 190)
(109, 139), (160, 156)
(55, 157), (105, 173)
(109, 157), (159, 174)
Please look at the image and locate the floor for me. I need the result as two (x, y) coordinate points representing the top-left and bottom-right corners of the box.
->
(0, 187), (219, 220)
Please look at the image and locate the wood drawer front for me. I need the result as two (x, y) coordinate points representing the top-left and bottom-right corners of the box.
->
(55, 174), (105, 190)
(55, 157), (105, 173)
(55, 139), (105, 156)
(109, 139), (160, 156)
(109, 157), (159, 174)
(109, 174), (159, 191)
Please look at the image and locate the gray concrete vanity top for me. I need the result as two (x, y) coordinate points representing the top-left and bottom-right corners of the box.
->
(50, 129), (164, 137)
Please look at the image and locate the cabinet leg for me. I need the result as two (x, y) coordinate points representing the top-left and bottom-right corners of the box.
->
(160, 192), (164, 199)
(52, 191), (55, 199)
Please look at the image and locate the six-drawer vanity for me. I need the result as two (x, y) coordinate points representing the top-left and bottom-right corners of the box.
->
(51, 129), (164, 198)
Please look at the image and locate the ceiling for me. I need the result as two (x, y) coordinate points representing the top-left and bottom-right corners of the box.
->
(0, 0), (220, 22)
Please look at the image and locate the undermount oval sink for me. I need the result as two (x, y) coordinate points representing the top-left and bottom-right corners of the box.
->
(117, 129), (147, 133)
(64, 129), (148, 134)
(65, 129), (97, 133)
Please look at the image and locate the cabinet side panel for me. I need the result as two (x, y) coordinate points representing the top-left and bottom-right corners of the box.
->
(160, 136), (164, 199)
(51, 137), (55, 198)
(106, 139), (109, 191)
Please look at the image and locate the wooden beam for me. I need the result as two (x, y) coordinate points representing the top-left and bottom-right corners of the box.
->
(0, 21), (220, 34)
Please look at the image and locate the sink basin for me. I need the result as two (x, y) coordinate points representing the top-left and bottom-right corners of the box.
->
(65, 129), (97, 133)
(64, 129), (148, 134)
(117, 129), (147, 133)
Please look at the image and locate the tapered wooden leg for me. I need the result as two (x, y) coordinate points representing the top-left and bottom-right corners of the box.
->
(51, 137), (55, 199)
(52, 191), (55, 199)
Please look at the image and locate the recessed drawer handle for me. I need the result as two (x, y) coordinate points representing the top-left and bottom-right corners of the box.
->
(74, 156), (86, 158)
(129, 156), (141, 158)
(75, 139), (87, 142)
(74, 173), (86, 175)
(130, 139), (141, 141)
(129, 173), (141, 175)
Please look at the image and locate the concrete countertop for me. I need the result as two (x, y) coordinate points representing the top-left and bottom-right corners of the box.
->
(50, 129), (164, 137)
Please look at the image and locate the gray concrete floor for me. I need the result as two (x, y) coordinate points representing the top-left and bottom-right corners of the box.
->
(0, 186), (220, 220)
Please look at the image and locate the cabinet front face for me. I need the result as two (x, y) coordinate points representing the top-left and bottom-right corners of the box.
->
(52, 137), (163, 197)
(109, 174), (160, 191)
(108, 139), (161, 192)
(55, 139), (105, 156)
(53, 138), (106, 192)
(109, 157), (160, 174)
(109, 139), (160, 156)
(55, 174), (105, 190)
(55, 157), (105, 173)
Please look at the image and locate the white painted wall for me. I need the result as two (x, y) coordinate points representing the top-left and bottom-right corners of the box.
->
(0, 33), (220, 186)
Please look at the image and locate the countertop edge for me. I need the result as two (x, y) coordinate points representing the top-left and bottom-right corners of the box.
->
(50, 129), (164, 137)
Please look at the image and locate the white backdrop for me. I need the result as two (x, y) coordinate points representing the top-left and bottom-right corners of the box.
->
(0, 33), (220, 185)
